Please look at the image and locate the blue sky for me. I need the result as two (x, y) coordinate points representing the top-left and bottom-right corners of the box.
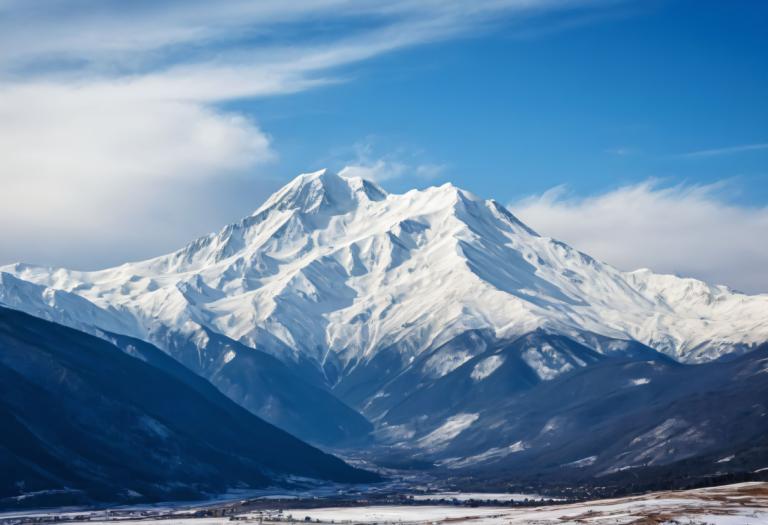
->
(234, 0), (768, 203)
(0, 0), (766, 290)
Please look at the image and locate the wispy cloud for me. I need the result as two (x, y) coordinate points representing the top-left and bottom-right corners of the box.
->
(339, 161), (445, 182)
(338, 141), (445, 182)
(0, 1), (619, 81)
(677, 143), (768, 158)
(511, 180), (768, 293)
(605, 146), (637, 156)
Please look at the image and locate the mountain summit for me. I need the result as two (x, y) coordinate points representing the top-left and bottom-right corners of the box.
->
(255, 168), (388, 216)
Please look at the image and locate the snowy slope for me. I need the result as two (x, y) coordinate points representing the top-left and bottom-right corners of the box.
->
(410, 343), (768, 478)
(1, 169), (767, 399)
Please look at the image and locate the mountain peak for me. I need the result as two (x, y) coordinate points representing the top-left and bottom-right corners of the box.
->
(254, 169), (387, 216)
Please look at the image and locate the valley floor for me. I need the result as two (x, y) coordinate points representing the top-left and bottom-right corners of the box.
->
(2, 482), (767, 525)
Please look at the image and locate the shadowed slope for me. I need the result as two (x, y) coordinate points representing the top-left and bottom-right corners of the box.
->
(0, 307), (378, 509)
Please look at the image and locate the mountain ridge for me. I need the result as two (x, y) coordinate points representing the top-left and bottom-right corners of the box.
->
(3, 170), (765, 363)
(1, 170), (767, 447)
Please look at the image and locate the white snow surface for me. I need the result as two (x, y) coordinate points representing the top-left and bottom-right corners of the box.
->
(246, 483), (768, 525)
(31, 482), (766, 525)
(417, 413), (479, 451)
(1, 169), (767, 383)
(441, 441), (527, 468)
(470, 355), (505, 381)
(411, 491), (551, 502)
(522, 343), (578, 380)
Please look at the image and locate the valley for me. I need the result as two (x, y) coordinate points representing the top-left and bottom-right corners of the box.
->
(2, 483), (766, 525)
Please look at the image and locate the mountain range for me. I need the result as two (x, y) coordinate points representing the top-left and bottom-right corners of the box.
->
(1, 170), (767, 499)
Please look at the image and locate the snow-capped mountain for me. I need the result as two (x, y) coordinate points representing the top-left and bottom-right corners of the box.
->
(376, 337), (768, 482)
(3, 170), (765, 362)
(1, 169), (767, 446)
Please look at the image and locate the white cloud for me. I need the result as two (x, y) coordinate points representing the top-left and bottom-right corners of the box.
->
(340, 160), (408, 182)
(0, 1), (616, 71)
(511, 181), (768, 293)
(340, 160), (445, 182)
(0, 84), (274, 183)
(0, 82), (278, 269)
(339, 141), (445, 182)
